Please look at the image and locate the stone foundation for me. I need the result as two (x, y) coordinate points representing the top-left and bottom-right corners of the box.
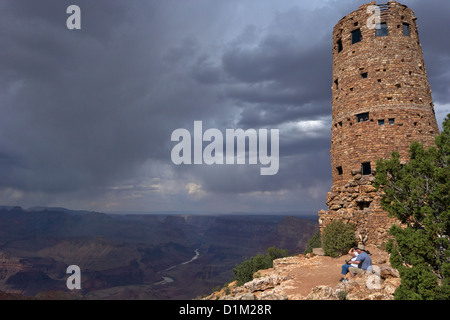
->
(318, 169), (399, 246)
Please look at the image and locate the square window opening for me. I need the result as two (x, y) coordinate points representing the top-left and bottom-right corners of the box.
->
(351, 28), (362, 44)
(357, 201), (371, 210)
(403, 23), (410, 36)
(337, 39), (343, 53)
(356, 112), (369, 122)
(336, 166), (343, 175)
(389, 118), (395, 125)
(378, 119), (385, 125)
(376, 22), (389, 37)
(361, 72), (368, 79)
(362, 162), (371, 175)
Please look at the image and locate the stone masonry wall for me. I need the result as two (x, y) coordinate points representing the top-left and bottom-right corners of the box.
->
(319, 1), (439, 246)
(318, 169), (400, 246)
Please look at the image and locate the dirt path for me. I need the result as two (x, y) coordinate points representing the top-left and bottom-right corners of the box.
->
(205, 245), (393, 300)
(279, 245), (390, 299)
(282, 255), (344, 298)
(252, 245), (391, 299)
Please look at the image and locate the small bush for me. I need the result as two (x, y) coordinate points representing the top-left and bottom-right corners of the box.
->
(337, 290), (347, 300)
(232, 246), (288, 286)
(322, 220), (357, 257)
(304, 230), (321, 254)
(266, 246), (289, 260)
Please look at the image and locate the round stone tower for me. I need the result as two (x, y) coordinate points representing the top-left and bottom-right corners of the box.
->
(319, 1), (440, 245)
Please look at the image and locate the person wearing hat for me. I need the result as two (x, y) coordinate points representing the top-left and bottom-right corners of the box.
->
(348, 244), (373, 277)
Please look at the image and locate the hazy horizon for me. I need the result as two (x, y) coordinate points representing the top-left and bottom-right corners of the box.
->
(1, 204), (319, 218)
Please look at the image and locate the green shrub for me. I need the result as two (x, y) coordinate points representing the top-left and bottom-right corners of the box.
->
(321, 220), (357, 257)
(266, 246), (289, 260)
(303, 230), (321, 254)
(373, 115), (450, 300)
(337, 290), (347, 300)
(232, 246), (288, 286)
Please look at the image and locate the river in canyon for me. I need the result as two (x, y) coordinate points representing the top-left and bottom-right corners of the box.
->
(153, 249), (200, 285)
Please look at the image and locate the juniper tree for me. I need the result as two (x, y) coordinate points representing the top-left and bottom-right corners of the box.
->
(374, 115), (450, 300)
(321, 220), (357, 258)
(232, 246), (288, 286)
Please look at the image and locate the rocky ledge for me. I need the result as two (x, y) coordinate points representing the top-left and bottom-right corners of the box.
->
(203, 245), (400, 300)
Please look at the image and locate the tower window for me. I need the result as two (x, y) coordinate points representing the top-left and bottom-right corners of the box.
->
(337, 39), (343, 53)
(336, 166), (343, 175)
(362, 162), (371, 175)
(357, 200), (371, 210)
(403, 23), (410, 36)
(389, 118), (395, 125)
(378, 119), (385, 126)
(356, 112), (369, 122)
(351, 28), (362, 44)
(334, 78), (339, 90)
(376, 22), (389, 37)
(361, 72), (368, 79)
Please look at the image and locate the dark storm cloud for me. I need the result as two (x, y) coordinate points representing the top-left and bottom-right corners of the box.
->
(410, 0), (450, 106)
(0, 0), (448, 212)
(0, 0), (220, 196)
(397, 0), (450, 128)
(0, 0), (156, 192)
(234, 101), (330, 128)
(217, 11), (333, 128)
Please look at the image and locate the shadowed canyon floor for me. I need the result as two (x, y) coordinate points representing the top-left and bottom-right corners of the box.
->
(0, 207), (318, 299)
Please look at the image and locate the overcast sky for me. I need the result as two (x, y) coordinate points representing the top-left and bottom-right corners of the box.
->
(0, 0), (449, 214)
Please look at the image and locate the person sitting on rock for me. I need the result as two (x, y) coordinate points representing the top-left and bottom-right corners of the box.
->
(348, 244), (373, 277)
(339, 247), (359, 282)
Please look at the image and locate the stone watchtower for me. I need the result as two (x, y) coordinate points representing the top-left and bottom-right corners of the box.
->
(318, 1), (439, 245)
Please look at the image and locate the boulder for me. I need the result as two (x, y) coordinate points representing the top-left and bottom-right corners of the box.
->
(244, 275), (286, 292)
(305, 285), (337, 300)
(312, 248), (325, 256)
(359, 185), (376, 193)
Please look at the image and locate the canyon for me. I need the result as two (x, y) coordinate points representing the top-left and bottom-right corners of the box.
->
(0, 206), (318, 299)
